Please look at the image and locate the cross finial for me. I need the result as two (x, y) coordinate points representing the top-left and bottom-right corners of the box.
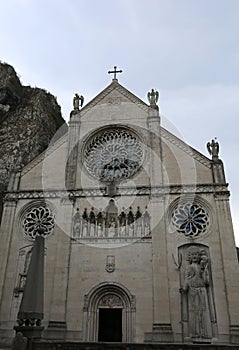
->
(108, 66), (123, 81)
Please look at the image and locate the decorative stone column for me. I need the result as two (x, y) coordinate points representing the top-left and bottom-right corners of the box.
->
(214, 191), (239, 344)
(44, 196), (73, 340)
(145, 100), (173, 342)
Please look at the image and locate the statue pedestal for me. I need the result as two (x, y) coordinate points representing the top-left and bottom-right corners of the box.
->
(14, 325), (44, 340)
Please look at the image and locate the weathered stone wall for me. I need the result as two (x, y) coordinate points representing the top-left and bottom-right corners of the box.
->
(0, 62), (67, 221)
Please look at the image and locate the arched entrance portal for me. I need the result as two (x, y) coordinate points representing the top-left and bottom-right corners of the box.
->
(83, 282), (136, 342)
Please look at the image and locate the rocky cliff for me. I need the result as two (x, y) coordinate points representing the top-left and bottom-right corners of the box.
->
(0, 62), (67, 220)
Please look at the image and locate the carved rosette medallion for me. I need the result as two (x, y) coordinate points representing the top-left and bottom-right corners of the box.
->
(84, 128), (143, 184)
(23, 206), (55, 239)
(172, 203), (209, 237)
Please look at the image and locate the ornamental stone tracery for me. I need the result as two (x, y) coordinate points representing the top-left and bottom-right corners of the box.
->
(84, 128), (143, 184)
(22, 206), (55, 240)
(172, 203), (209, 237)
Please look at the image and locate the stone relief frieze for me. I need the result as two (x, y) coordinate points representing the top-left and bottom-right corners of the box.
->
(98, 294), (123, 308)
(72, 200), (151, 242)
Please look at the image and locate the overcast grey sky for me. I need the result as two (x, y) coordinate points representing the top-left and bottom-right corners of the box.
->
(1, 0), (239, 244)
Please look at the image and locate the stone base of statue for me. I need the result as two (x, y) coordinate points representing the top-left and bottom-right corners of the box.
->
(14, 325), (44, 340)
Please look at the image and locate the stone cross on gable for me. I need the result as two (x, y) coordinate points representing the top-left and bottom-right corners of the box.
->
(108, 66), (123, 80)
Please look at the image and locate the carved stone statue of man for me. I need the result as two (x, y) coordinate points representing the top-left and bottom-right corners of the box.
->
(180, 246), (213, 340)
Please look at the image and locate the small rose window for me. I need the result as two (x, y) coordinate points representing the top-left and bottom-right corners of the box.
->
(172, 203), (209, 237)
(23, 206), (55, 240)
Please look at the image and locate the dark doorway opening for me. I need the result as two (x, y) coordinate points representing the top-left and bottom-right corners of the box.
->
(98, 308), (122, 342)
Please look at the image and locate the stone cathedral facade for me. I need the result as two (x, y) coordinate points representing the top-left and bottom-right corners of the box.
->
(0, 74), (239, 345)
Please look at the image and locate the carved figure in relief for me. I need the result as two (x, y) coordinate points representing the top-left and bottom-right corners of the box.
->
(19, 274), (27, 290)
(106, 255), (115, 273)
(99, 294), (123, 307)
(82, 208), (88, 237)
(89, 208), (96, 236)
(105, 199), (118, 229)
(143, 207), (151, 236)
(70, 204), (151, 239)
(73, 208), (81, 237)
(89, 208), (96, 224)
(97, 210), (103, 225)
(180, 246), (213, 340)
(96, 210), (103, 237)
(108, 218), (117, 237)
(119, 208), (126, 226)
(127, 207), (134, 225)
(135, 206), (142, 235)
(119, 208), (126, 236)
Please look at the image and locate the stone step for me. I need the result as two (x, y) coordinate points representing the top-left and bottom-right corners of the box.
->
(31, 342), (239, 350)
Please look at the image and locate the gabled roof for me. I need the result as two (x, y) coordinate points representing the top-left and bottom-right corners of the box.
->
(81, 79), (149, 116)
(20, 80), (212, 177)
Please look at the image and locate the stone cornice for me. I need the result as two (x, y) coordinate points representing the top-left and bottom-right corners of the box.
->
(4, 184), (229, 201)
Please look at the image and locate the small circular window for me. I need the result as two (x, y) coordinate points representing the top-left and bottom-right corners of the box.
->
(23, 206), (55, 240)
(172, 203), (209, 237)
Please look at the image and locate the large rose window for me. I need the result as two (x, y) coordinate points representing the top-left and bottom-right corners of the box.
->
(84, 128), (143, 183)
(23, 206), (55, 239)
(172, 203), (209, 237)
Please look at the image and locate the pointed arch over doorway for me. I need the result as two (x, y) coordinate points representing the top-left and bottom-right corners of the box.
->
(83, 282), (136, 342)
